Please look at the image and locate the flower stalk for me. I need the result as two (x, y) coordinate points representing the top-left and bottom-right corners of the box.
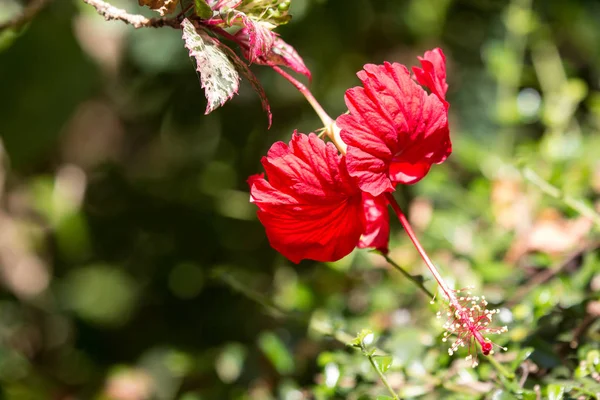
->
(385, 192), (507, 365)
(380, 252), (434, 299)
(271, 66), (347, 151)
(360, 341), (400, 400)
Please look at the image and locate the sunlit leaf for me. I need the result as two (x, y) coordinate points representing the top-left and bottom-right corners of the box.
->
(374, 355), (393, 373)
(194, 0), (213, 19)
(546, 384), (565, 400)
(208, 0), (291, 26)
(510, 347), (534, 372)
(216, 343), (247, 383)
(258, 331), (294, 375)
(181, 18), (240, 114)
(491, 390), (519, 400)
(62, 264), (138, 327)
(350, 329), (374, 348)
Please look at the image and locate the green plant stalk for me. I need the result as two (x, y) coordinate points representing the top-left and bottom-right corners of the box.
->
(523, 167), (600, 229)
(362, 342), (400, 400)
(496, 0), (533, 153)
(309, 318), (356, 345)
(271, 66), (348, 153)
(487, 354), (515, 380)
(215, 271), (288, 319)
(216, 271), (387, 353)
(381, 253), (435, 299)
(531, 35), (582, 138)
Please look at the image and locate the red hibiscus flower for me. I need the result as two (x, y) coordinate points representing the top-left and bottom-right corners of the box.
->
(248, 132), (389, 263)
(337, 49), (451, 197)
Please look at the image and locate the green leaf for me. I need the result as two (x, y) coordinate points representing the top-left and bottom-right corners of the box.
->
(257, 331), (294, 375)
(350, 329), (374, 348)
(194, 0), (213, 19)
(547, 384), (565, 400)
(521, 391), (539, 400)
(316, 352), (335, 367)
(374, 355), (393, 373)
(238, 0), (292, 27)
(376, 396), (394, 400)
(510, 347), (534, 372)
(491, 390), (519, 400)
(215, 343), (247, 383)
(577, 377), (600, 394)
(0, 28), (20, 53)
(181, 18), (240, 114)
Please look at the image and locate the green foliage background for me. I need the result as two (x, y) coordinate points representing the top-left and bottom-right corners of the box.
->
(0, 0), (599, 399)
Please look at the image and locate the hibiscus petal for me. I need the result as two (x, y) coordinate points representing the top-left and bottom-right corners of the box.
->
(338, 60), (450, 196)
(389, 161), (432, 185)
(342, 143), (395, 196)
(249, 133), (364, 263)
(358, 193), (390, 253)
(412, 47), (448, 105)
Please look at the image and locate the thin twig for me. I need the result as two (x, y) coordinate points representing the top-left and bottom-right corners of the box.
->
(487, 354), (515, 380)
(380, 253), (435, 299)
(384, 193), (456, 302)
(216, 271), (289, 319)
(81, 0), (181, 29)
(523, 167), (600, 229)
(360, 341), (400, 400)
(495, 0), (533, 153)
(215, 270), (388, 354)
(271, 65), (334, 128)
(0, 0), (52, 31)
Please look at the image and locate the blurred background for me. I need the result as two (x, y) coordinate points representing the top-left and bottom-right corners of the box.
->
(0, 0), (599, 399)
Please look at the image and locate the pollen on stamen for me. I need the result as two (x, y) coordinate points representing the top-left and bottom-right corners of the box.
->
(437, 287), (508, 367)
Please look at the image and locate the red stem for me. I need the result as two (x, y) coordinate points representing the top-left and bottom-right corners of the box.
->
(384, 192), (459, 306)
(271, 65), (334, 128)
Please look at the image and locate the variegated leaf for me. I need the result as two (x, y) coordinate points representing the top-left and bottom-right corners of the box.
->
(181, 18), (241, 114)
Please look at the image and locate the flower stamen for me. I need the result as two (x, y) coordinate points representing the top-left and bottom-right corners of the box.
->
(440, 287), (508, 367)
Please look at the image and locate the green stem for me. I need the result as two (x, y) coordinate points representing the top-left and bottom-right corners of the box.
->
(523, 167), (600, 229)
(487, 355), (515, 380)
(361, 342), (400, 399)
(496, 0), (533, 153)
(381, 253), (435, 299)
(384, 193), (458, 307)
(215, 271), (289, 319)
(310, 318), (362, 347)
(216, 270), (385, 354)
